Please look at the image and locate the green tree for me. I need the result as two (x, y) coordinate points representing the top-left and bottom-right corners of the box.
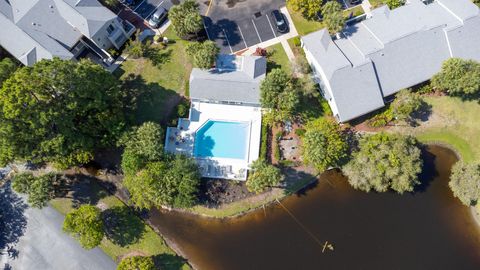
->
(449, 161), (480, 206)
(343, 133), (422, 194)
(169, 0), (203, 38)
(391, 89), (424, 124)
(11, 172), (35, 194)
(12, 172), (57, 208)
(321, 1), (345, 34)
(0, 58), (126, 168)
(0, 58), (16, 87)
(384, 0), (405, 9)
(431, 58), (480, 98)
(63, 205), (104, 249)
(246, 159), (282, 194)
(27, 173), (56, 208)
(260, 69), (299, 123)
(301, 118), (348, 172)
(124, 155), (200, 209)
(186, 41), (220, 69)
(119, 122), (165, 176)
(117, 256), (155, 270)
(288, 0), (323, 20)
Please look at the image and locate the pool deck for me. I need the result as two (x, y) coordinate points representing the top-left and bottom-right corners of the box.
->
(165, 101), (262, 180)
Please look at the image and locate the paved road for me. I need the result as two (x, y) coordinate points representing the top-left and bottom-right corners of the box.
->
(0, 184), (116, 270)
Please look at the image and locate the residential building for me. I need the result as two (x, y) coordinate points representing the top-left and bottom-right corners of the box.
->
(165, 55), (267, 180)
(0, 0), (136, 67)
(302, 0), (480, 122)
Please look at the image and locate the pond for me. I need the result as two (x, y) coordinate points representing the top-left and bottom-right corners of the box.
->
(149, 146), (480, 269)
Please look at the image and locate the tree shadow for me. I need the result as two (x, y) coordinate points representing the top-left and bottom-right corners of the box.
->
(0, 182), (28, 252)
(102, 206), (145, 247)
(144, 47), (172, 68)
(412, 100), (433, 124)
(414, 146), (438, 193)
(152, 253), (189, 270)
(61, 175), (113, 209)
(282, 167), (319, 197)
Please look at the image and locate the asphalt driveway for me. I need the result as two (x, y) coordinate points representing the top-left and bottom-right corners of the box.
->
(0, 184), (116, 270)
(203, 0), (287, 54)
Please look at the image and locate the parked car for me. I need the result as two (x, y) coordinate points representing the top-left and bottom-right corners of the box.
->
(148, 7), (168, 28)
(271, 10), (288, 33)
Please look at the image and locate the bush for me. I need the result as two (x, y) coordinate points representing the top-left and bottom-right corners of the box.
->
(11, 172), (35, 194)
(247, 160), (282, 194)
(367, 106), (394, 127)
(302, 118), (348, 172)
(63, 205), (104, 249)
(274, 140), (281, 161)
(12, 172), (57, 208)
(449, 161), (480, 206)
(260, 123), (269, 160)
(176, 102), (189, 118)
(343, 133), (423, 194)
(295, 128), (306, 137)
(292, 37), (301, 47)
(117, 256), (155, 270)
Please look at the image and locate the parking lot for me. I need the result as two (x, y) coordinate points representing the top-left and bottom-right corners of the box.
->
(129, 0), (176, 19)
(204, 0), (287, 54)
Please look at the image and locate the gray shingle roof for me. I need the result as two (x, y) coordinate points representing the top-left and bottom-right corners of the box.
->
(302, 0), (480, 122)
(0, 0), (117, 66)
(189, 55), (267, 105)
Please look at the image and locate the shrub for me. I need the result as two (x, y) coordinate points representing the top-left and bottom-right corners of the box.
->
(247, 159), (282, 194)
(260, 123), (269, 160)
(12, 172), (57, 208)
(11, 172), (35, 194)
(117, 256), (155, 270)
(63, 205), (104, 249)
(292, 37), (301, 47)
(449, 161), (480, 206)
(343, 133), (423, 194)
(295, 128), (306, 137)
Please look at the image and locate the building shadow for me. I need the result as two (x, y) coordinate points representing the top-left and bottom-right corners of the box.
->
(0, 183), (28, 254)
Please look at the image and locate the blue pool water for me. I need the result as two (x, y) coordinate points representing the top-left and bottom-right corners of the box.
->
(194, 120), (249, 159)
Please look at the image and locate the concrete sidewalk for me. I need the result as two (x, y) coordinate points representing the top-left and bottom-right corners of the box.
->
(1, 185), (116, 270)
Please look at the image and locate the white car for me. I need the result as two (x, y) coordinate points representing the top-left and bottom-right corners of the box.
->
(148, 7), (168, 29)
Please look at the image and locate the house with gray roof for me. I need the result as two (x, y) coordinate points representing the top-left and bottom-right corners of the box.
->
(189, 55), (267, 106)
(302, 0), (480, 122)
(0, 0), (136, 67)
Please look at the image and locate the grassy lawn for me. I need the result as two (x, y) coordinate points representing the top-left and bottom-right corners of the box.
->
(287, 6), (324, 36)
(287, 6), (365, 36)
(393, 96), (480, 163)
(50, 180), (190, 270)
(114, 29), (192, 124)
(266, 43), (291, 73)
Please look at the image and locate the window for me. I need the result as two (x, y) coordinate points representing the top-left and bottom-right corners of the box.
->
(107, 24), (115, 34)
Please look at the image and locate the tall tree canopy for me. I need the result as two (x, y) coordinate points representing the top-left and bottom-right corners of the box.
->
(0, 58), (17, 87)
(321, 1), (345, 34)
(246, 159), (282, 194)
(186, 41), (220, 69)
(343, 133), (423, 194)
(260, 69), (299, 123)
(288, 0), (322, 20)
(63, 205), (104, 249)
(449, 161), (480, 206)
(431, 58), (480, 98)
(119, 122), (164, 176)
(0, 58), (126, 168)
(169, 0), (203, 39)
(123, 155), (201, 209)
(301, 118), (348, 172)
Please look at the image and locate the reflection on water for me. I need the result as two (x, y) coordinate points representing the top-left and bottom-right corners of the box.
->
(150, 146), (480, 270)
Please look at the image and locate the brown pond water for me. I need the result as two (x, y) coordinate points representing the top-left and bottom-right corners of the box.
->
(150, 146), (480, 269)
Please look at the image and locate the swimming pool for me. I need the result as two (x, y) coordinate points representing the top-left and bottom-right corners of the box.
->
(194, 120), (250, 160)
